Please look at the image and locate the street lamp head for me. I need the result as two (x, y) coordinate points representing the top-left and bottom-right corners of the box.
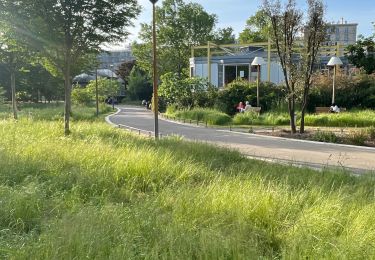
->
(327, 56), (343, 66)
(251, 57), (265, 66)
(149, 0), (158, 3)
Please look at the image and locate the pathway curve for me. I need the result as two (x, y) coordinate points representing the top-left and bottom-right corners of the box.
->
(107, 106), (375, 173)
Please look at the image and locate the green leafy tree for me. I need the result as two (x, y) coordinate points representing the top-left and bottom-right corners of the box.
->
(71, 87), (92, 105)
(116, 60), (136, 90)
(127, 67), (153, 101)
(213, 27), (236, 44)
(299, 0), (326, 133)
(1, 0), (140, 134)
(159, 72), (213, 108)
(133, 0), (217, 77)
(86, 78), (120, 103)
(263, 0), (303, 133)
(346, 36), (375, 74)
(239, 10), (271, 43)
(0, 9), (30, 119)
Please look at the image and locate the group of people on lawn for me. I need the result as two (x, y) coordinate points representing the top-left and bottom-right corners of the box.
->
(236, 101), (252, 113)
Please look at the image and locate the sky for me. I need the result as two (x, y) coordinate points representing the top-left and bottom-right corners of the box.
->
(111, 0), (375, 49)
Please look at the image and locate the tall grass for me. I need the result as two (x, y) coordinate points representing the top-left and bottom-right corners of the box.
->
(304, 110), (375, 127)
(0, 102), (112, 121)
(233, 110), (375, 127)
(1, 106), (375, 258)
(233, 111), (290, 126)
(166, 107), (231, 125)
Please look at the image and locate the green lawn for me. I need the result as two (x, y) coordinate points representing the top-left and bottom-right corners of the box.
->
(1, 105), (375, 258)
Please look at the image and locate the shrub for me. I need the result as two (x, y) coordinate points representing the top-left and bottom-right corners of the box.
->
(86, 78), (121, 102)
(159, 73), (216, 109)
(368, 127), (375, 140)
(72, 87), (92, 105)
(216, 80), (285, 115)
(308, 74), (375, 111)
(311, 131), (338, 143)
(346, 130), (368, 146)
(127, 67), (153, 101)
(16, 91), (32, 102)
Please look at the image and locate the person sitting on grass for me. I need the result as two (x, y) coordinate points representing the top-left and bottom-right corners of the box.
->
(329, 103), (340, 113)
(244, 101), (252, 112)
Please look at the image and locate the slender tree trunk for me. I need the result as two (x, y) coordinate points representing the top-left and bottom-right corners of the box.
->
(95, 67), (99, 117)
(10, 69), (18, 120)
(64, 57), (72, 135)
(300, 88), (309, 134)
(288, 96), (296, 134)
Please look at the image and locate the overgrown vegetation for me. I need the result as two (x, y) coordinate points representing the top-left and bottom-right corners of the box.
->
(311, 131), (338, 143)
(1, 105), (375, 258)
(231, 110), (375, 127)
(71, 78), (121, 105)
(166, 106), (231, 125)
(0, 103), (111, 121)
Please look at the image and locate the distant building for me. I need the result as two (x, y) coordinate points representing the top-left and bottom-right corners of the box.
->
(98, 48), (135, 70)
(190, 49), (285, 88)
(323, 19), (358, 46)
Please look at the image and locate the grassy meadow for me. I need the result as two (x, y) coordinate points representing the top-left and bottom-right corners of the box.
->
(1, 104), (375, 259)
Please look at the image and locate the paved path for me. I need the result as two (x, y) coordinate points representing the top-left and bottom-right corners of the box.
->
(107, 106), (375, 173)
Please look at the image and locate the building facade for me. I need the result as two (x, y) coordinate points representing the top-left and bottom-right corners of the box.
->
(324, 20), (358, 46)
(97, 48), (135, 70)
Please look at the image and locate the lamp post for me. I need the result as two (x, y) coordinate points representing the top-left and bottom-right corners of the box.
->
(150, 0), (159, 139)
(220, 59), (224, 87)
(95, 65), (99, 116)
(251, 57), (265, 107)
(327, 56), (343, 104)
(110, 64), (115, 110)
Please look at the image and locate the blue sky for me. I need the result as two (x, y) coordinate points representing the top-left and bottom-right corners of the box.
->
(117, 0), (374, 48)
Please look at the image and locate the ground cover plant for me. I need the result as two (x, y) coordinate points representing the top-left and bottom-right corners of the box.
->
(166, 106), (231, 125)
(1, 105), (375, 258)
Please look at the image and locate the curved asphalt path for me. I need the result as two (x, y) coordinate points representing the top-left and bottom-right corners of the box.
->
(107, 106), (375, 174)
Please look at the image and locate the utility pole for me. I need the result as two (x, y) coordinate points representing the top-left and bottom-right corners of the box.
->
(150, 0), (159, 139)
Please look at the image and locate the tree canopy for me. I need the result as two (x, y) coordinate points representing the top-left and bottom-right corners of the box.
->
(347, 35), (375, 74)
(133, 0), (233, 77)
(0, 0), (140, 134)
(239, 10), (271, 43)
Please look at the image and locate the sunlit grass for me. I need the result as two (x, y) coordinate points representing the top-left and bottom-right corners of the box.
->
(1, 106), (375, 258)
(233, 110), (375, 127)
(166, 107), (232, 125)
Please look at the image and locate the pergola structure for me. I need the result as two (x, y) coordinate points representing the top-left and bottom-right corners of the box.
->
(190, 39), (346, 86)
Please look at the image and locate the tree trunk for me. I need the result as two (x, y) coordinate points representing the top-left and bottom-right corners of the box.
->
(300, 90), (309, 134)
(11, 70), (18, 120)
(288, 97), (296, 134)
(64, 58), (72, 135)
